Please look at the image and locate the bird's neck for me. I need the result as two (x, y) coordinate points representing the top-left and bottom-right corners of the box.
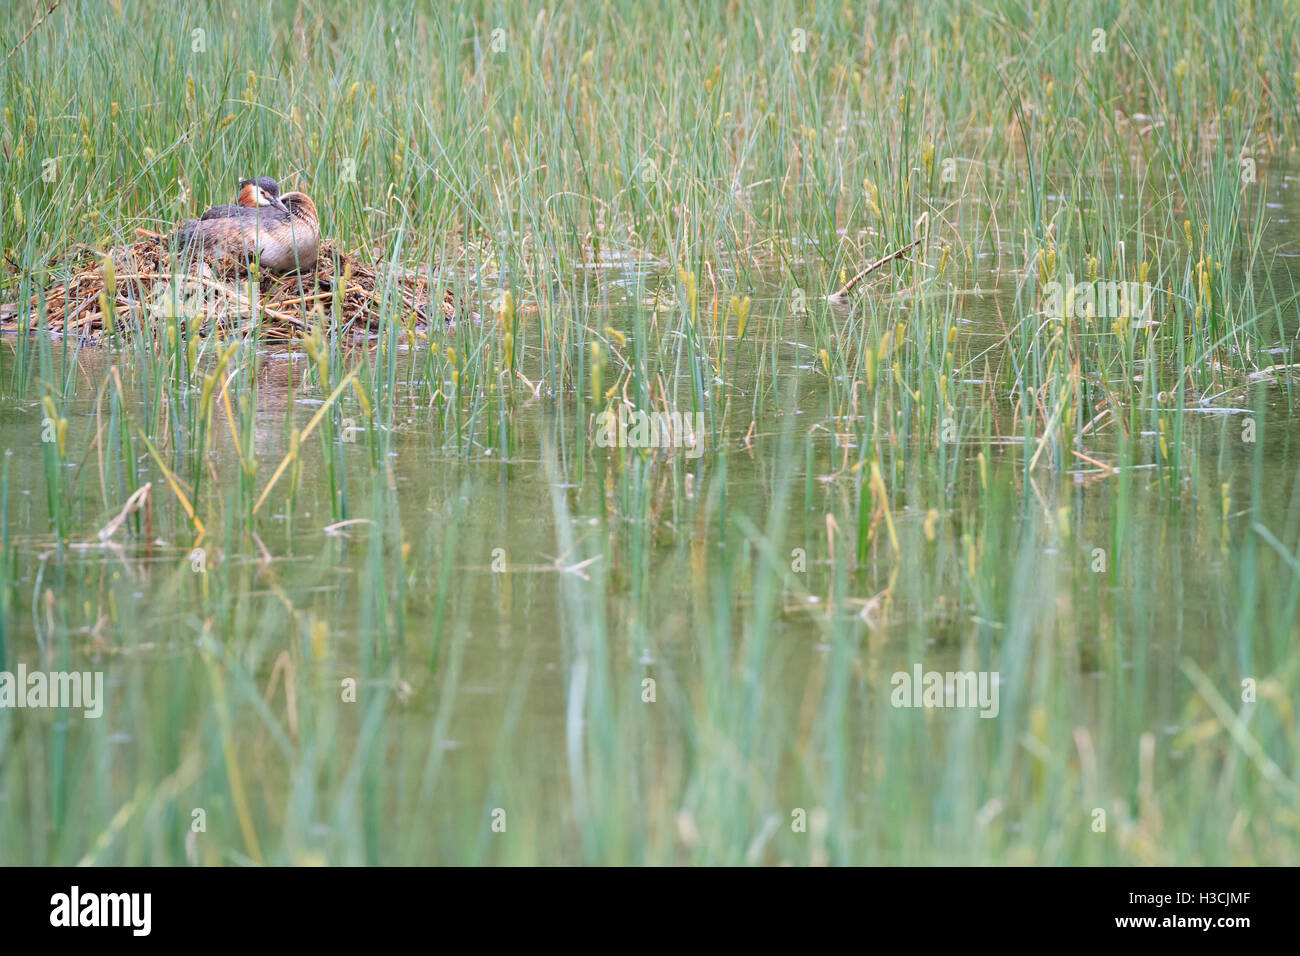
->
(280, 192), (318, 224)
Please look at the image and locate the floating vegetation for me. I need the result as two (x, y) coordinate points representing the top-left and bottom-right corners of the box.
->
(2, 239), (466, 340)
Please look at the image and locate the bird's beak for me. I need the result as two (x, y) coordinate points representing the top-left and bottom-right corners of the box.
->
(272, 195), (289, 214)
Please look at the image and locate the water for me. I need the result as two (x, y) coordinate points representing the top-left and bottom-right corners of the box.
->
(1, 176), (1298, 865)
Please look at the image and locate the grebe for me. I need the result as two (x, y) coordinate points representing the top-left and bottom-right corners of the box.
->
(172, 177), (320, 273)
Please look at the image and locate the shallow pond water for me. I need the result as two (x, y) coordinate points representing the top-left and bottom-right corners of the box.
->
(1, 172), (1299, 866)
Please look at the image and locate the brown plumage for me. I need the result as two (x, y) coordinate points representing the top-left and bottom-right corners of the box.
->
(172, 177), (320, 274)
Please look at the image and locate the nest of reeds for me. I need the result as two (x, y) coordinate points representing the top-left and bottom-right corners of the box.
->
(1, 237), (469, 341)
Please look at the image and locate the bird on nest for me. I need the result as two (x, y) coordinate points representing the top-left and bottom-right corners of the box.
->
(172, 176), (319, 273)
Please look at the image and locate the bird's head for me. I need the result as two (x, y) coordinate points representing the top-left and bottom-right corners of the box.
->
(237, 176), (289, 214)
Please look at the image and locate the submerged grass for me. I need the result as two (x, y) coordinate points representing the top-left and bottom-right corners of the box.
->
(1, 0), (1299, 864)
